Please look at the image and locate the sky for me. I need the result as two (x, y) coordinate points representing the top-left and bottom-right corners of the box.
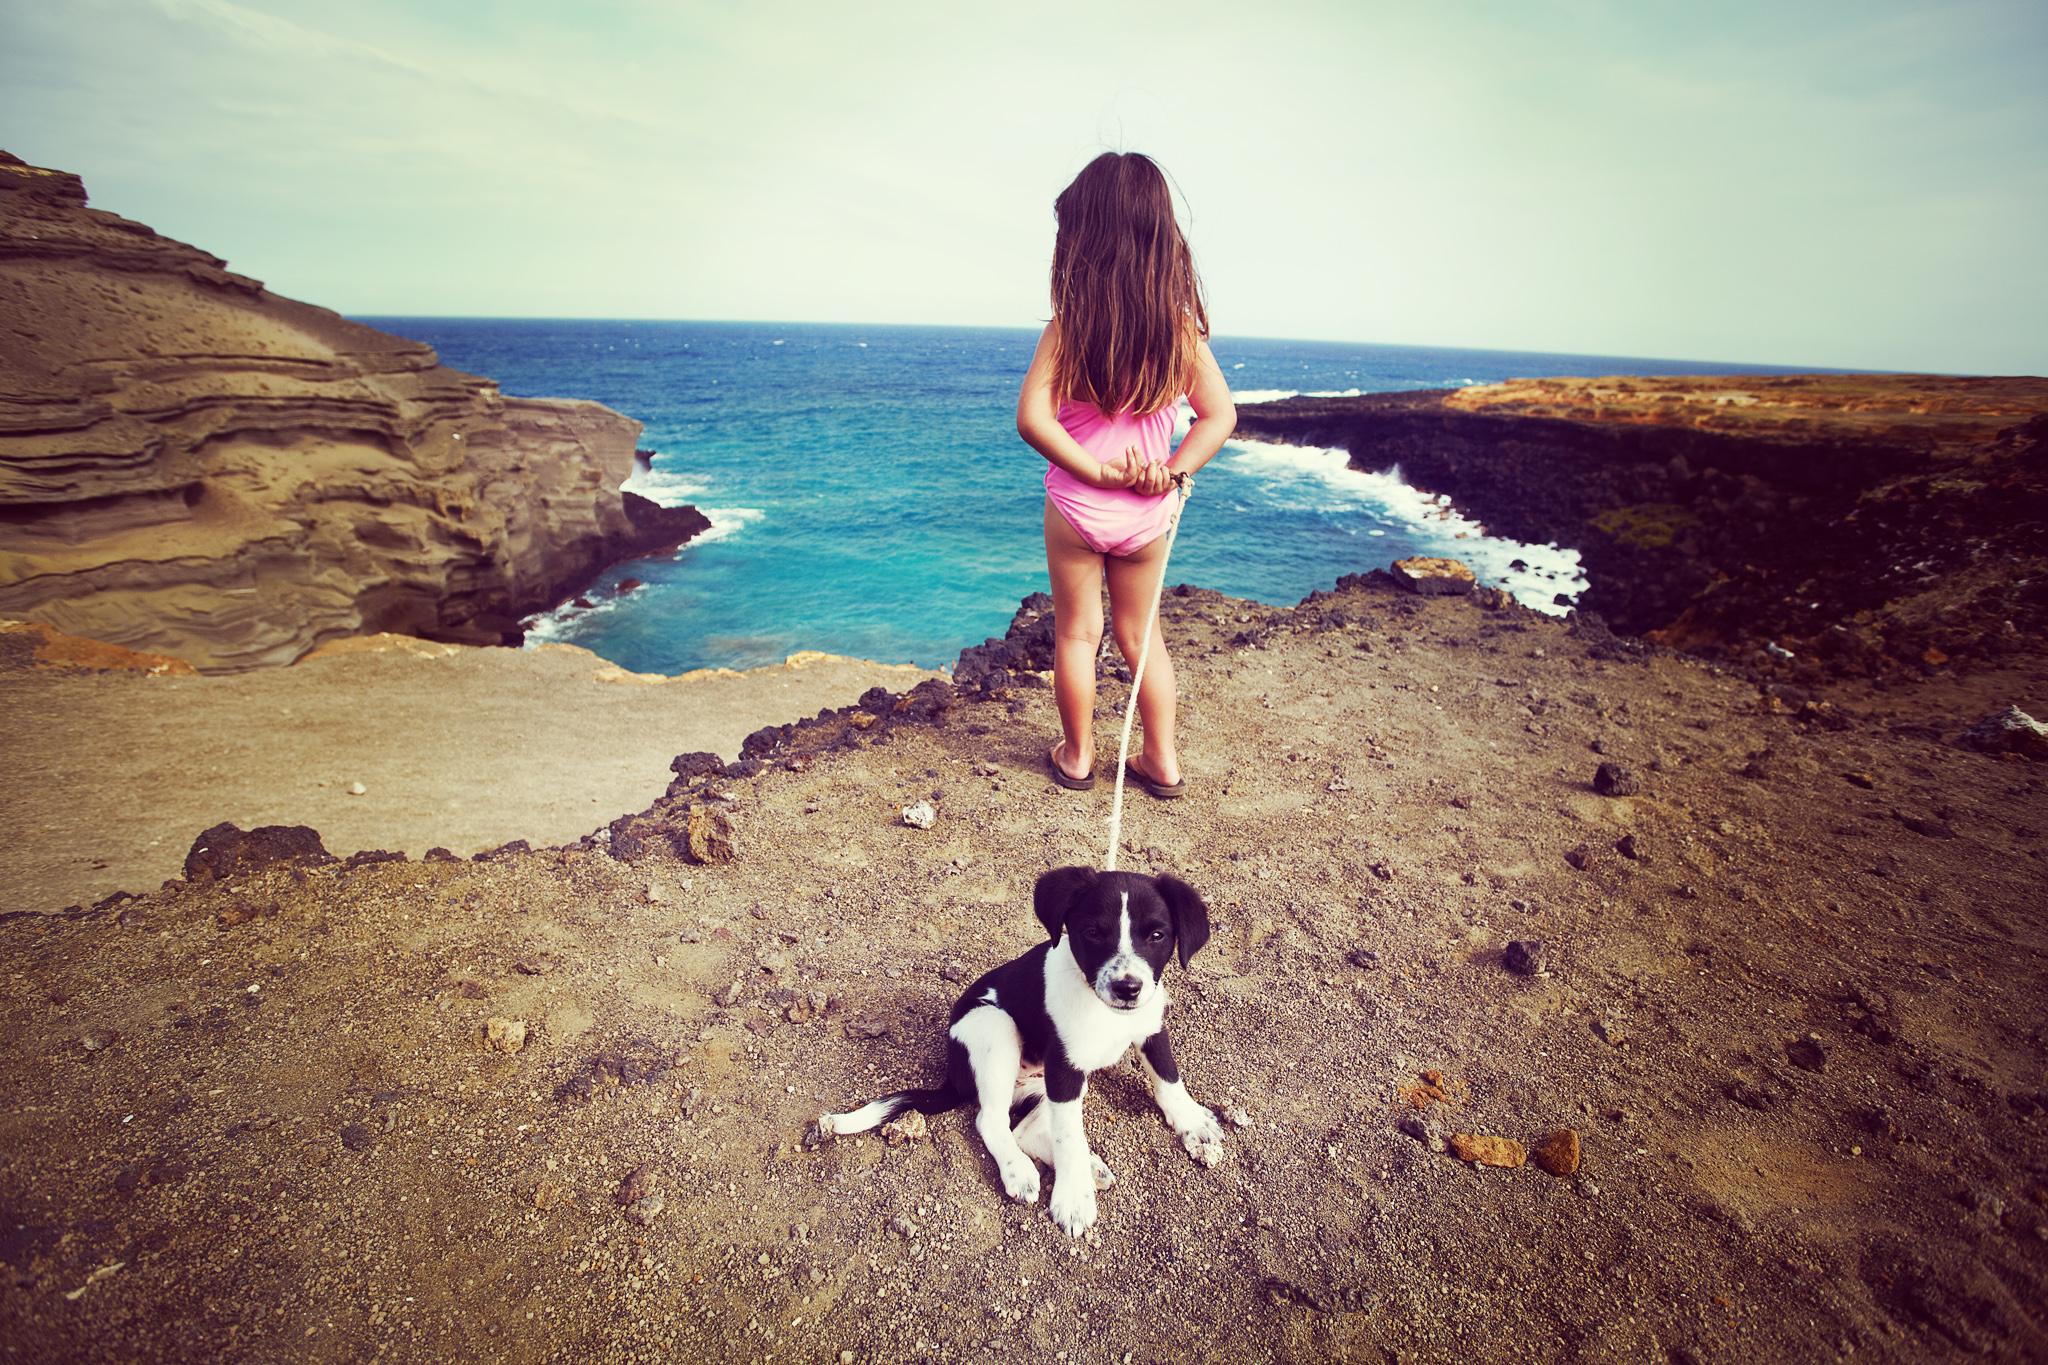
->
(3, 0), (2045, 374)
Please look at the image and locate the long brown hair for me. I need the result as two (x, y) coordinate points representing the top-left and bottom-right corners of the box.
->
(1049, 152), (1209, 416)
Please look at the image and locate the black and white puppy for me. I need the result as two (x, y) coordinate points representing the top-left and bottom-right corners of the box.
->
(818, 866), (1225, 1237)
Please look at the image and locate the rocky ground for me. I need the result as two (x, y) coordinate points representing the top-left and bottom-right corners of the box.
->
(4, 574), (2043, 1362)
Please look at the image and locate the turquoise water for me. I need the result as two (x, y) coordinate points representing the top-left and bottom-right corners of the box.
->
(359, 318), (1829, 673)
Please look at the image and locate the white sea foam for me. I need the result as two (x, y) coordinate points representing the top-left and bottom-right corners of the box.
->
(620, 457), (758, 544)
(692, 506), (765, 545)
(519, 505), (765, 649)
(1218, 438), (1586, 614)
(625, 467), (708, 501)
(1227, 387), (1365, 405)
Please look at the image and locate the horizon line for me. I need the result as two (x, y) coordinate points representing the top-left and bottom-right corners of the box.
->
(343, 312), (1931, 378)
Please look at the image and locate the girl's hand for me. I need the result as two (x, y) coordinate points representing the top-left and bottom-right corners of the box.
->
(1131, 458), (1172, 496)
(1092, 453), (1139, 489)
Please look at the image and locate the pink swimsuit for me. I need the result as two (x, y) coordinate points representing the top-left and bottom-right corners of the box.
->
(1042, 396), (1184, 556)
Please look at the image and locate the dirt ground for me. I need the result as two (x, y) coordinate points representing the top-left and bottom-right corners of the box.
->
(0, 634), (931, 915)
(1, 577), (2044, 1363)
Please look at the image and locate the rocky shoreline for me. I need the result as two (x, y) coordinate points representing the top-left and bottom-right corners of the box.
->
(0, 152), (706, 672)
(1234, 375), (2048, 682)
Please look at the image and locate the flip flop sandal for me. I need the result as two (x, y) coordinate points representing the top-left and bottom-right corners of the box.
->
(1047, 742), (1096, 791)
(1123, 756), (1186, 800)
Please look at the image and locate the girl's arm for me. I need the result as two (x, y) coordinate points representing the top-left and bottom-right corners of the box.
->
(1016, 322), (1137, 489)
(1166, 338), (1237, 481)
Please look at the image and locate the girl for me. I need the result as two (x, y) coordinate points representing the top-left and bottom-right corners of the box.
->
(1015, 151), (1236, 798)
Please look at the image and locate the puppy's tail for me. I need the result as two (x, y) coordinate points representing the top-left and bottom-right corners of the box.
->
(817, 1084), (967, 1137)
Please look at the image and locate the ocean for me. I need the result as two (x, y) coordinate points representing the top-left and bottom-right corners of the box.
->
(357, 318), (1822, 674)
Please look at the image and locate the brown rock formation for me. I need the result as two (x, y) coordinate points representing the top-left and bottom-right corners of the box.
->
(1234, 374), (2048, 678)
(0, 151), (707, 672)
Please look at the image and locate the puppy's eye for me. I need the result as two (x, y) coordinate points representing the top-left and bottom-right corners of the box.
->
(1146, 929), (1166, 942)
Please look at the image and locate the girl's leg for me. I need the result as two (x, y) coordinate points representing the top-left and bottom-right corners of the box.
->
(1104, 531), (1179, 786)
(1043, 499), (1105, 780)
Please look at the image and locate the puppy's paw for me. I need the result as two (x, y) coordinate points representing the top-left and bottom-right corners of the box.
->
(1090, 1154), (1116, 1191)
(995, 1151), (1041, 1204)
(1048, 1181), (1097, 1238)
(1176, 1108), (1227, 1168)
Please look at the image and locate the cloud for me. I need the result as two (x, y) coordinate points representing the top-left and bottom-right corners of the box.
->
(2, 0), (2043, 372)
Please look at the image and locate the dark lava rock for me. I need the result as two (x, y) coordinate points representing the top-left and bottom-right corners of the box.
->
(617, 491), (711, 558)
(184, 822), (335, 882)
(1593, 762), (1641, 797)
(1786, 1037), (1828, 1072)
(1615, 832), (1645, 860)
(554, 1037), (677, 1103)
(1503, 940), (1548, 976)
(740, 724), (790, 760)
(953, 593), (1056, 693)
(1898, 814), (1958, 840)
(1563, 843), (1593, 871)
(340, 1122), (375, 1152)
(669, 751), (723, 783)
(343, 848), (406, 870)
(1346, 948), (1382, 971)
(424, 847), (460, 863)
(473, 839), (532, 862)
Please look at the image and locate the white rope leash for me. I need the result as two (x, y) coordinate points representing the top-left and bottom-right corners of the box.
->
(1103, 477), (1191, 873)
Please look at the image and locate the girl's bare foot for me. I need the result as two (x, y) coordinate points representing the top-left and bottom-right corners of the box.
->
(1125, 751), (1185, 798)
(1048, 739), (1095, 789)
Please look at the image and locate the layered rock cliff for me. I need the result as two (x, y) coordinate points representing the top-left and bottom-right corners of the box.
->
(0, 152), (707, 672)
(1234, 375), (2048, 679)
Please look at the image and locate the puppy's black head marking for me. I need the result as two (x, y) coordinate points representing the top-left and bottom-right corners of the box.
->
(1155, 874), (1210, 969)
(1033, 865), (1096, 942)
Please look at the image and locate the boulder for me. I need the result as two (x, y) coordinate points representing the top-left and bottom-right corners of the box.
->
(183, 822), (335, 881)
(1959, 706), (2048, 760)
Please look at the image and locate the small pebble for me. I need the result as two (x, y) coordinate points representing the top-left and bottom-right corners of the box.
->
(484, 1017), (527, 1054)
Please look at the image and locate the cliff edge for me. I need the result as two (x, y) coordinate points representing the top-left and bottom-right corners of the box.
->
(1235, 374), (2048, 681)
(0, 152), (707, 672)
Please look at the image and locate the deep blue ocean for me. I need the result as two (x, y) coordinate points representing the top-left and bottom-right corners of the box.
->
(358, 318), (1832, 674)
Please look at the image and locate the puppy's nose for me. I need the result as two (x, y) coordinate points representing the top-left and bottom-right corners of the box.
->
(1110, 977), (1143, 1003)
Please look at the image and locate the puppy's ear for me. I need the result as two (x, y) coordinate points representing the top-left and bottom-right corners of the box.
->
(1033, 866), (1095, 941)
(1155, 875), (1211, 969)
